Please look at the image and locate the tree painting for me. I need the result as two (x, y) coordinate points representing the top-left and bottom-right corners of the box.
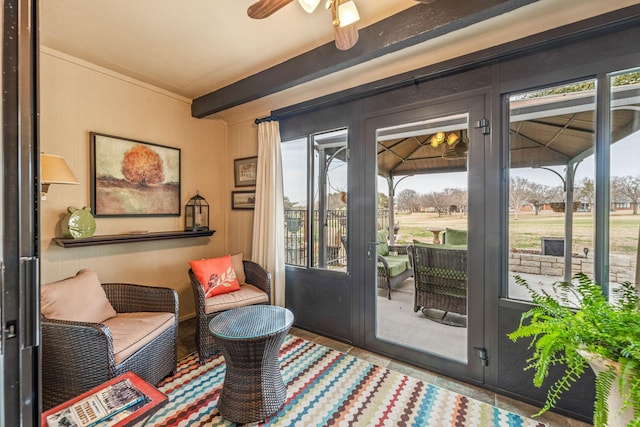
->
(121, 144), (164, 186)
(92, 133), (180, 216)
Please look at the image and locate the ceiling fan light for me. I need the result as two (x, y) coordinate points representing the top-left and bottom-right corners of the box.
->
(338, 0), (360, 27)
(298, 0), (321, 13)
(429, 131), (445, 148)
(446, 132), (459, 146)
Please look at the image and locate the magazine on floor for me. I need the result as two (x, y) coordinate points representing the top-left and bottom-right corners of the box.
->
(45, 378), (147, 427)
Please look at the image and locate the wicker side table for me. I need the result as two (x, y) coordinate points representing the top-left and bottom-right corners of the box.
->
(209, 305), (294, 424)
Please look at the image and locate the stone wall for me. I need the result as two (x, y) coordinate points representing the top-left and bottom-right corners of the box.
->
(509, 251), (636, 284)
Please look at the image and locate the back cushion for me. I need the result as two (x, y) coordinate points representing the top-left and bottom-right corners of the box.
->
(377, 230), (389, 256)
(41, 269), (117, 323)
(445, 228), (468, 246)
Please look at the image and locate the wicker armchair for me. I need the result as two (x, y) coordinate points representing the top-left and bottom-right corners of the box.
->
(408, 244), (468, 320)
(41, 282), (178, 410)
(189, 260), (271, 364)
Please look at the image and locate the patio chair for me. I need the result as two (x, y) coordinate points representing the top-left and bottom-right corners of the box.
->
(40, 269), (178, 409)
(408, 244), (468, 321)
(376, 230), (413, 300)
(189, 258), (271, 364)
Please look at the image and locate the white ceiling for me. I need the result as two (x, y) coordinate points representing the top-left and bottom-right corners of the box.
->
(39, 0), (639, 121)
(39, 0), (417, 99)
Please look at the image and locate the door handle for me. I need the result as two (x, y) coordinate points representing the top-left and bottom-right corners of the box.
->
(367, 241), (383, 259)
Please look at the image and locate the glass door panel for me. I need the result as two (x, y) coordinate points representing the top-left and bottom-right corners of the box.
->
(376, 113), (469, 363)
(366, 96), (485, 382)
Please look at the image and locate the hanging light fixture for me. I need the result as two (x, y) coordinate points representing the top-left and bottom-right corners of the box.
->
(327, 0), (360, 27)
(429, 132), (446, 148)
(336, 0), (360, 27)
(298, 0), (321, 13)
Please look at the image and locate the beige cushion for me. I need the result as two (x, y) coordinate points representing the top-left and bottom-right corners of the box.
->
(203, 283), (268, 314)
(103, 312), (175, 364)
(230, 252), (246, 285)
(41, 269), (117, 323)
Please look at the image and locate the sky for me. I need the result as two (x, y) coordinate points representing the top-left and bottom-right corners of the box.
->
(282, 131), (639, 204)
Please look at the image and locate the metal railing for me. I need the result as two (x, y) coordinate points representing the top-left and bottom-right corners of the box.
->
(284, 209), (391, 268)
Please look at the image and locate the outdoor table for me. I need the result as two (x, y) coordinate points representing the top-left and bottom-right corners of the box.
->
(428, 227), (444, 244)
(209, 305), (294, 424)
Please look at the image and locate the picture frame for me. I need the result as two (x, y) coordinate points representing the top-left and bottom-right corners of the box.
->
(90, 132), (181, 217)
(231, 190), (256, 210)
(234, 156), (257, 187)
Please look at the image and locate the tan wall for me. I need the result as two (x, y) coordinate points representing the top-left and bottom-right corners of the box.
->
(39, 49), (229, 320)
(224, 119), (263, 258)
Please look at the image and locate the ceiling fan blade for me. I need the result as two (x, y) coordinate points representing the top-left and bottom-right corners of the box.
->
(334, 23), (359, 50)
(247, 0), (294, 19)
(414, 0), (437, 3)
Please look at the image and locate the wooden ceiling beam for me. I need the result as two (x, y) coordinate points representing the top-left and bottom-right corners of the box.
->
(191, 0), (537, 118)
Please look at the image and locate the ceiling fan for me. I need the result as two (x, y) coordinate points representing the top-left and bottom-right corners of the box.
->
(248, 0), (361, 50)
(247, 0), (435, 50)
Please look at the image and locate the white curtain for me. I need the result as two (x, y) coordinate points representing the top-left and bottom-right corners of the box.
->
(252, 120), (286, 306)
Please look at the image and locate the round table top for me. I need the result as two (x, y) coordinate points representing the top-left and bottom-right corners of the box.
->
(209, 305), (294, 340)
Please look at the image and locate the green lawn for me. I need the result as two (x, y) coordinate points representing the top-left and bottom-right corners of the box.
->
(392, 210), (639, 256)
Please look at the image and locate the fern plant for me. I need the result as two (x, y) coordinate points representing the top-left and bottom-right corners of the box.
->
(507, 272), (640, 426)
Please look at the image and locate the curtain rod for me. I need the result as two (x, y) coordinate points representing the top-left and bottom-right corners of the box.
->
(254, 115), (278, 124)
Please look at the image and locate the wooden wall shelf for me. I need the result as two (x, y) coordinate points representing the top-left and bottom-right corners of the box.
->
(52, 230), (215, 248)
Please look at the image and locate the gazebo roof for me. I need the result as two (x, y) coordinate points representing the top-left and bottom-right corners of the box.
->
(377, 84), (640, 177)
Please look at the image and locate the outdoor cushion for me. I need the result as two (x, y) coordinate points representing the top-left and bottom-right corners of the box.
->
(102, 311), (175, 364)
(377, 230), (389, 256)
(41, 269), (117, 324)
(203, 283), (269, 314)
(378, 254), (411, 277)
(444, 228), (468, 246)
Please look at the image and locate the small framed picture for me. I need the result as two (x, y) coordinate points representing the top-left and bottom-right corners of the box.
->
(234, 156), (257, 187)
(232, 190), (256, 210)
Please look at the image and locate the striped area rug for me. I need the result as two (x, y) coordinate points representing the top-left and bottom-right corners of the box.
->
(147, 335), (546, 427)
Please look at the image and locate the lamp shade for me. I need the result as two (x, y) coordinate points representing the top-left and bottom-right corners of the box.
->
(41, 154), (79, 185)
(337, 0), (360, 27)
(298, 0), (321, 13)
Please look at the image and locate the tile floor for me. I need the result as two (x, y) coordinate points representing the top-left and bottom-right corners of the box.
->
(177, 318), (591, 427)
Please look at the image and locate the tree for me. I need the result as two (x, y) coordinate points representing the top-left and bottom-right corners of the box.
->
(510, 176), (533, 219)
(612, 175), (640, 214)
(377, 192), (389, 209)
(447, 187), (468, 217)
(121, 145), (164, 186)
(526, 182), (549, 215)
(396, 189), (420, 212)
(575, 177), (594, 212)
(424, 191), (448, 217)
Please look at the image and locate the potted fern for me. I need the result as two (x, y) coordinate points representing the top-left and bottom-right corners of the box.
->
(507, 272), (640, 426)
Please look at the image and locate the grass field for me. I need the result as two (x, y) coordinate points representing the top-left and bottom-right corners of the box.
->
(393, 210), (640, 256)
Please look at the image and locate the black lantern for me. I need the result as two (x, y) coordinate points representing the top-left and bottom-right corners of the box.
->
(185, 192), (209, 231)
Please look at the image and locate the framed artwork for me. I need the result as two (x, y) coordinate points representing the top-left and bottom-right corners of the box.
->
(234, 156), (257, 187)
(231, 190), (256, 210)
(90, 132), (181, 217)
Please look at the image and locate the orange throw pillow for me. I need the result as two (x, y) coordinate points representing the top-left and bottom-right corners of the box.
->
(189, 255), (241, 298)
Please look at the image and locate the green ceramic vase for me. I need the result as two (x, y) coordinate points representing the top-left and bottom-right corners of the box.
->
(61, 206), (96, 239)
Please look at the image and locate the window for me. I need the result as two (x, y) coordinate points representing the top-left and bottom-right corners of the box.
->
(281, 129), (349, 270)
(507, 80), (596, 301)
(608, 69), (640, 292)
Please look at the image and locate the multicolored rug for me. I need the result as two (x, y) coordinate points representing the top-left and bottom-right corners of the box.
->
(147, 335), (546, 426)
